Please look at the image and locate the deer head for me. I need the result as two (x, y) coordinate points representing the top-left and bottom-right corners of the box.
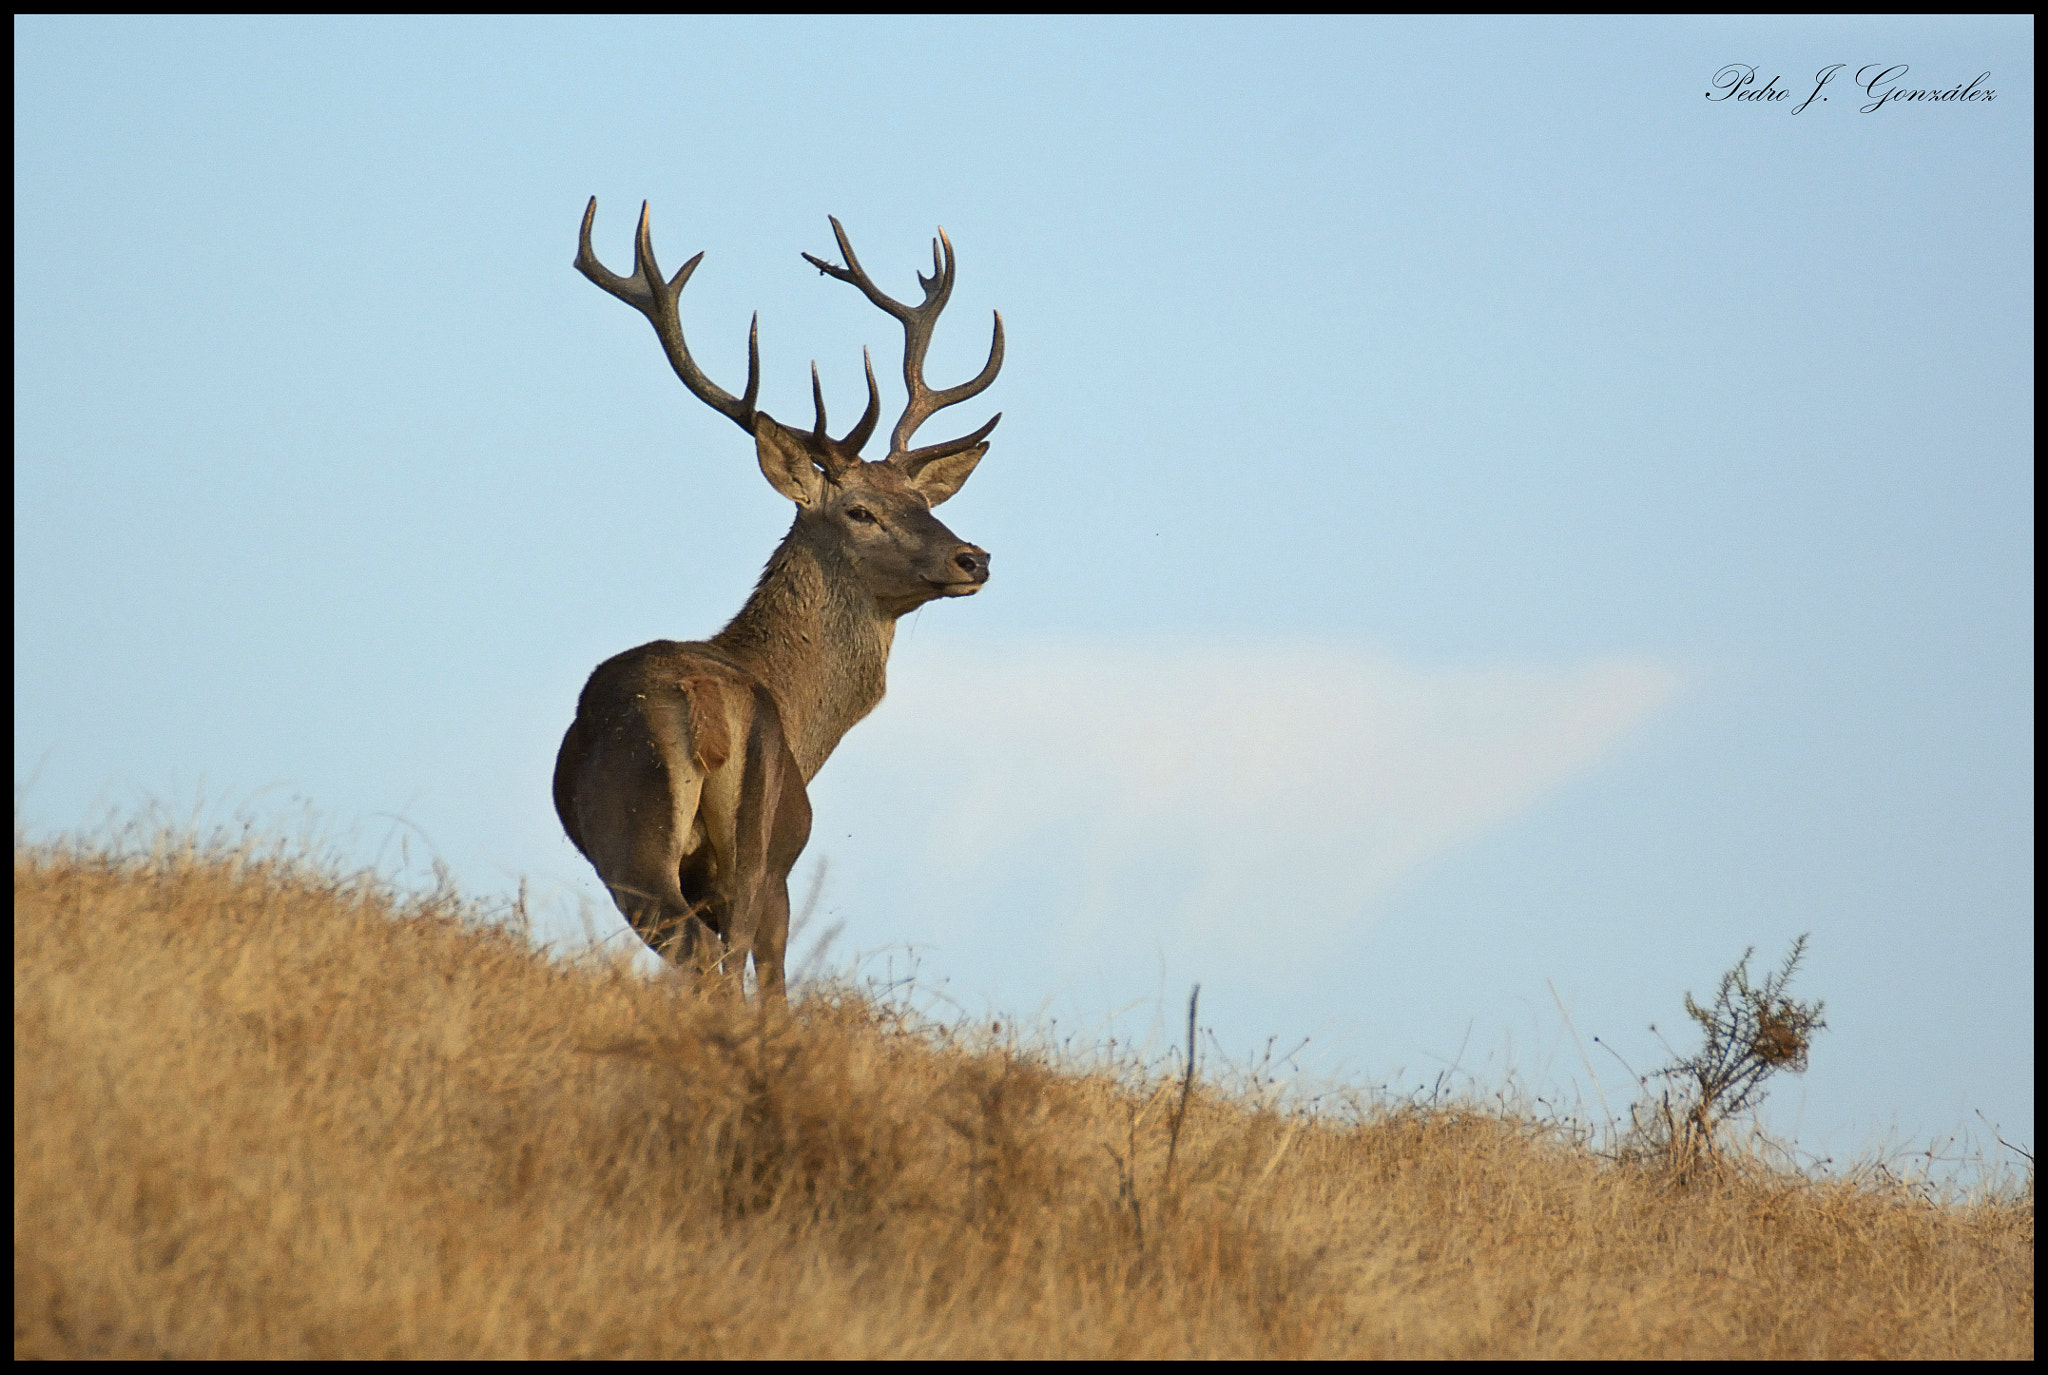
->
(574, 199), (1002, 617)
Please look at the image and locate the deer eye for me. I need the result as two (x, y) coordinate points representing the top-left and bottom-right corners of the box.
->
(846, 506), (877, 524)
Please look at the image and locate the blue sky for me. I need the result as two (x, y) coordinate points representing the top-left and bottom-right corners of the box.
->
(15, 17), (2032, 1170)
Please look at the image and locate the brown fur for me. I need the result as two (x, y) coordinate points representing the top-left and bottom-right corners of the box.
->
(678, 676), (731, 773)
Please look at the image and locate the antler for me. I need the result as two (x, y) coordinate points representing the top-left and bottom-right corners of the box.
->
(802, 218), (1004, 470)
(576, 197), (760, 434)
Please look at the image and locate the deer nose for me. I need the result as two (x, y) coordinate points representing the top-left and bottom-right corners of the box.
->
(954, 546), (991, 581)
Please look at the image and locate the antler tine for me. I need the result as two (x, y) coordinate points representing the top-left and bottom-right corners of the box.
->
(897, 411), (1003, 478)
(575, 197), (759, 434)
(801, 216), (915, 324)
(842, 348), (882, 455)
(802, 217), (1004, 462)
(922, 230), (955, 313)
(809, 362), (830, 445)
(802, 351), (881, 471)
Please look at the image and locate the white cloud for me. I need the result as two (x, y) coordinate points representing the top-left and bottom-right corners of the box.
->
(815, 641), (1681, 981)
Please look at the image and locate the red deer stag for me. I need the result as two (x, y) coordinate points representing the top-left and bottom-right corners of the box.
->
(554, 197), (1002, 999)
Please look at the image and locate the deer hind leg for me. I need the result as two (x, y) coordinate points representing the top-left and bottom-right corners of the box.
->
(571, 697), (722, 979)
(717, 684), (813, 1003)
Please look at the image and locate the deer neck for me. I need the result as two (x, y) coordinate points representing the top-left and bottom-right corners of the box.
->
(710, 518), (896, 781)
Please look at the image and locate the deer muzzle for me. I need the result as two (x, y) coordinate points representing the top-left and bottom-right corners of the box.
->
(936, 545), (990, 595)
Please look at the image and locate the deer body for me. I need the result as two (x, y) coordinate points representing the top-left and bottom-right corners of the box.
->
(554, 198), (1002, 998)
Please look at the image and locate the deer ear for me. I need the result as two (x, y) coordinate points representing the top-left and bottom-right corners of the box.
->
(904, 443), (987, 507)
(753, 415), (825, 506)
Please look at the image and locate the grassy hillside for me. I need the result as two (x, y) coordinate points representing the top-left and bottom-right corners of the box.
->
(14, 836), (2032, 1358)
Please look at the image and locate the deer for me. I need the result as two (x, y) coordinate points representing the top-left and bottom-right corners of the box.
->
(553, 197), (1003, 1001)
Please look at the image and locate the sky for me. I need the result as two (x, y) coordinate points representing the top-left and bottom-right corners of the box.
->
(15, 17), (2033, 1175)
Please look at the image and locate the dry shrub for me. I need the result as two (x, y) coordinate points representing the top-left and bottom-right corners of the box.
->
(1625, 936), (1829, 1181)
(14, 837), (2033, 1358)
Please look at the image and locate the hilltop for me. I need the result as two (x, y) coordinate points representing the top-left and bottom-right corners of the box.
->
(14, 835), (2032, 1358)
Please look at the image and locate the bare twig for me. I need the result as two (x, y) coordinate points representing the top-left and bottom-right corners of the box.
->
(1550, 979), (1615, 1143)
(1976, 1110), (2034, 1169)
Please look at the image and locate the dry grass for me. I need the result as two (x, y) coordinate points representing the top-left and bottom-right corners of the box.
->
(14, 835), (2033, 1358)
